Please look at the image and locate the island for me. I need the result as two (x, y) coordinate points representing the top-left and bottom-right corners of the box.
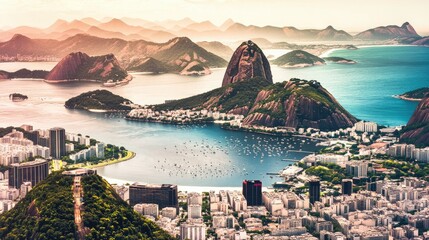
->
(127, 41), (357, 132)
(323, 56), (356, 64)
(396, 87), (429, 101)
(0, 69), (48, 79)
(9, 93), (28, 102)
(271, 50), (326, 68)
(65, 89), (134, 112)
(45, 52), (133, 86)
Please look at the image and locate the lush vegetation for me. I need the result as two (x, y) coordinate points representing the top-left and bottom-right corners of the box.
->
(81, 175), (173, 240)
(305, 164), (348, 184)
(65, 90), (133, 111)
(400, 87), (429, 99)
(272, 50), (325, 66)
(323, 57), (355, 63)
(155, 77), (270, 112)
(0, 172), (76, 239)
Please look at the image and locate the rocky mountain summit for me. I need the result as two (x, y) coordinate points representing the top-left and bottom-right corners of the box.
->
(222, 40), (272, 87)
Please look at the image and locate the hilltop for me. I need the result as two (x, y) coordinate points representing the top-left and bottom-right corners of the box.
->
(65, 90), (133, 111)
(156, 77), (357, 131)
(222, 40), (272, 87)
(272, 50), (325, 68)
(0, 172), (173, 239)
(46, 52), (129, 82)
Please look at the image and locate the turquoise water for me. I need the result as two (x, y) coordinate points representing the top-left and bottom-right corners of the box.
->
(0, 46), (428, 186)
(271, 46), (429, 126)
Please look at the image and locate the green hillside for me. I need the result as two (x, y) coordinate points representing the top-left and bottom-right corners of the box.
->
(0, 172), (173, 240)
(65, 90), (133, 111)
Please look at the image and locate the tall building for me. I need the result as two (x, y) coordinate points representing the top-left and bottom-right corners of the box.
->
(342, 179), (353, 195)
(309, 178), (320, 204)
(180, 223), (206, 240)
(129, 183), (178, 211)
(346, 161), (368, 178)
(8, 159), (49, 189)
(49, 127), (65, 159)
(243, 180), (262, 206)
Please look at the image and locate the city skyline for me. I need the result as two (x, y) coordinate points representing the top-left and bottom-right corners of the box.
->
(1, 0), (429, 34)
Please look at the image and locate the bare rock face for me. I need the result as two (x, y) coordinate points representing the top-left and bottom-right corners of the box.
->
(45, 52), (128, 82)
(400, 97), (429, 146)
(46, 52), (90, 80)
(222, 40), (272, 87)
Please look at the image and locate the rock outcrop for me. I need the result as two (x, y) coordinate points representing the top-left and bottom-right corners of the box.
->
(242, 79), (357, 130)
(355, 22), (420, 40)
(45, 52), (128, 82)
(222, 40), (272, 87)
(400, 97), (429, 146)
(157, 77), (357, 131)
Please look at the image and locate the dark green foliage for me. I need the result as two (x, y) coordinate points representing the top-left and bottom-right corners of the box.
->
(65, 90), (133, 111)
(272, 50), (325, 66)
(81, 175), (173, 240)
(155, 77), (270, 111)
(323, 57), (355, 63)
(305, 163), (348, 184)
(0, 172), (76, 239)
(401, 87), (429, 99)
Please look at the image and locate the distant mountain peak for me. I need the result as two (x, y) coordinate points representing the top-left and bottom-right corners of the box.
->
(402, 22), (411, 27)
(11, 34), (31, 41)
(326, 25), (334, 30)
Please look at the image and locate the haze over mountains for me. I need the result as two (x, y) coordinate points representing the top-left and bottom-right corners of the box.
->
(0, 18), (427, 75)
(0, 17), (425, 43)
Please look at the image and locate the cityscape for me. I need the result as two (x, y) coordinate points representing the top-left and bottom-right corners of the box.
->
(1, 0), (429, 239)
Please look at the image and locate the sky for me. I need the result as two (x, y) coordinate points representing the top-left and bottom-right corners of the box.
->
(1, 0), (428, 34)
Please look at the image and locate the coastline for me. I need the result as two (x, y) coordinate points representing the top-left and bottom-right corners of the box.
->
(392, 94), (422, 102)
(68, 150), (136, 169)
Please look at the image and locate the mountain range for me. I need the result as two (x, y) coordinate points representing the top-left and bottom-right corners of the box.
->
(0, 18), (425, 43)
(0, 34), (227, 75)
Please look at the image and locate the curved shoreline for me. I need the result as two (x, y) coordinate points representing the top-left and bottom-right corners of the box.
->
(392, 95), (422, 102)
(68, 150), (136, 169)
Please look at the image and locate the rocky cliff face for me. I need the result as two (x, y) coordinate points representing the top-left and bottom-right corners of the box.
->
(400, 97), (429, 146)
(222, 40), (272, 87)
(242, 79), (357, 131)
(45, 52), (128, 82)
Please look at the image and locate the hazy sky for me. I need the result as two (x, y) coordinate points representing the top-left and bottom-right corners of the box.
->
(1, 0), (428, 34)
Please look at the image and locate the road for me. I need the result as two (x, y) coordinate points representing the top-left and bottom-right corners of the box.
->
(73, 176), (85, 240)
